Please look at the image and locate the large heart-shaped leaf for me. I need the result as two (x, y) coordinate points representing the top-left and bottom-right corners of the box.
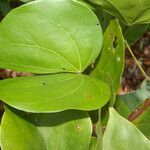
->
(1, 107), (92, 150)
(103, 108), (150, 150)
(90, 0), (150, 25)
(0, 0), (102, 74)
(91, 19), (125, 94)
(0, 73), (110, 112)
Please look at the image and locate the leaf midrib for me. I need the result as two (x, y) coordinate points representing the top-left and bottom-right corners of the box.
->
(9, 42), (79, 72)
(3, 76), (84, 105)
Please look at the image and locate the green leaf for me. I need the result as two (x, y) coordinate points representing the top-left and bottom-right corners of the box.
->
(117, 80), (150, 111)
(114, 80), (150, 120)
(1, 107), (92, 150)
(77, 0), (96, 9)
(133, 107), (150, 140)
(123, 24), (149, 45)
(91, 19), (125, 94)
(0, 0), (10, 15)
(0, 73), (110, 112)
(103, 108), (150, 150)
(0, 0), (102, 74)
(88, 110), (99, 124)
(114, 96), (131, 119)
(90, 0), (150, 25)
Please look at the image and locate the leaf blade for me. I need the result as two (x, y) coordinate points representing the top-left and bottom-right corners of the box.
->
(91, 19), (125, 94)
(0, 0), (102, 73)
(0, 73), (111, 112)
(103, 108), (150, 150)
(1, 107), (92, 150)
(90, 0), (150, 25)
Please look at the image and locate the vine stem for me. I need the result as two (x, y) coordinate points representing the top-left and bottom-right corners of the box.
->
(125, 40), (149, 79)
(96, 109), (102, 150)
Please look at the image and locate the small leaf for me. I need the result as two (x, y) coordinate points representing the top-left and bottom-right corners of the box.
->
(0, 73), (110, 112)
(123, 24), (149, 45)
(0, 0), (102, 73)
(103, 108), (150, 150)
(91, 19), (125, 94)
(1, 107), (92, 150)
(90, 0), (150, 25)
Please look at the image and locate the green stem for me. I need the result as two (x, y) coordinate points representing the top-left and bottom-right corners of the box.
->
(96, 109), (102, 150)
(125, 40), (149, 79)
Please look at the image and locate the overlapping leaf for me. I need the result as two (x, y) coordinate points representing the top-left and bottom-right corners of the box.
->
(114, 96), (131, 119)
(0, 73), (110, 112)
(1, 107), (92, 150)
(103, 108), (150, 150)
(123, 24), (149, 45)
(91, 19), (125, 94)
(90, 0), (150, 25)
(114, 80), (150, 122)
(0, 0), (102, 74)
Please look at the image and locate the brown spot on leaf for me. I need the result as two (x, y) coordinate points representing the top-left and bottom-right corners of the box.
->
(109, 33), (114, 39)
(86, 94), (93, 99)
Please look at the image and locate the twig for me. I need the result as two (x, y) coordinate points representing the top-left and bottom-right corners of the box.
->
(96, 109), (102, 150)
(125, 40), (149, 79)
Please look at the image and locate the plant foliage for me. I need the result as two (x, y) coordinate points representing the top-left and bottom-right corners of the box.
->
(0, 0), (149, 149)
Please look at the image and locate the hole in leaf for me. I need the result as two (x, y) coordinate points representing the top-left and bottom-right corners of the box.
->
(113, 36), (118, 49)
(97, 23), (99, 26)
(42, 82), (46, 85)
